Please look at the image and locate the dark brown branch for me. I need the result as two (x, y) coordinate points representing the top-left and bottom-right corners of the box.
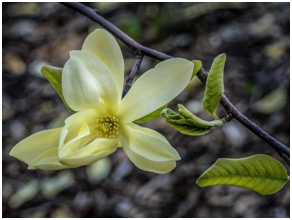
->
(61, 2), (172, 60)
(61, 2), (290, 165)
(198, 68), (290, 162)
(220, 94), (290, 165)
(122, 54), (144, 98)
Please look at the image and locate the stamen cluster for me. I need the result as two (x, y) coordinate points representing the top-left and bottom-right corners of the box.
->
(95, 114), (119, 138)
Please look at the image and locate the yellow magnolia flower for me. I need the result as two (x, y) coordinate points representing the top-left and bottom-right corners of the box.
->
(9, 29), (194, 173)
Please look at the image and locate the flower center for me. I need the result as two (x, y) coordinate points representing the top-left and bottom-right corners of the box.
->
(95, 114), (119, 138)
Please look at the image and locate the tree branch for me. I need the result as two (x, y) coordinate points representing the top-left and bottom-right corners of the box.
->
(61, 2), (290, 166)
(122, 53), (144, 98)
(198, 68), (290, 164)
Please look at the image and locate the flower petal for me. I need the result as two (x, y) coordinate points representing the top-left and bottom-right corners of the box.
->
(62, 50), (119, 114)
(59, 109), (99, 154)
(118, 58), (194, 122)
(59, 138), (118, 167)
(57, 109), (118, 167)
(28, 148), (70, 170)
(122, 123), (181, 162)
(9, 128), (68, 169)
(59, 121), (91, 156)
(63, 108), (100, 127)
(82, 29), (124, 97)
(120, 133), (177, 174)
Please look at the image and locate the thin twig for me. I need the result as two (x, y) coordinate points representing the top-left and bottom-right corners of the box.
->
(61, 2), (290, 165)
(122, 54), (144, 98)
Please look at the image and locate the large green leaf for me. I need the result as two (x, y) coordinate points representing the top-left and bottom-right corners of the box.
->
(203, 53), (226, 118)
(135, 103), (168, 123)
(41, 65), (75, 113)
(196, 154), (289, 195)
(161, 104), (224, 136)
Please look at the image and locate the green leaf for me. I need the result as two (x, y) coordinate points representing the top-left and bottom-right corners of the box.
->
(191, 60), (203, 78)
(135, 103), (168, 123)
(161, 104), (224, 136)
(196, 154), (289, 195)
(203, 53), (226, 116)
(41, 65), (75, 113)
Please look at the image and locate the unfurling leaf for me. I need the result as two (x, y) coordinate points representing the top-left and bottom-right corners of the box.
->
(135, 103), (168, 123)
(41, 65), (75, 113)
(161, 104), (224, 136)
(203, 53), (226, 118)
(191, 60), (203, 78)
(196, 154), (289, 195)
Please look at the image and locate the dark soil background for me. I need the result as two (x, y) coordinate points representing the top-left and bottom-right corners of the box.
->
(2, 2), (290, 218)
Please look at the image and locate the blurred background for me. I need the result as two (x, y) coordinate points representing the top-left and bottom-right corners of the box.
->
(2, 2), (290, 218)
